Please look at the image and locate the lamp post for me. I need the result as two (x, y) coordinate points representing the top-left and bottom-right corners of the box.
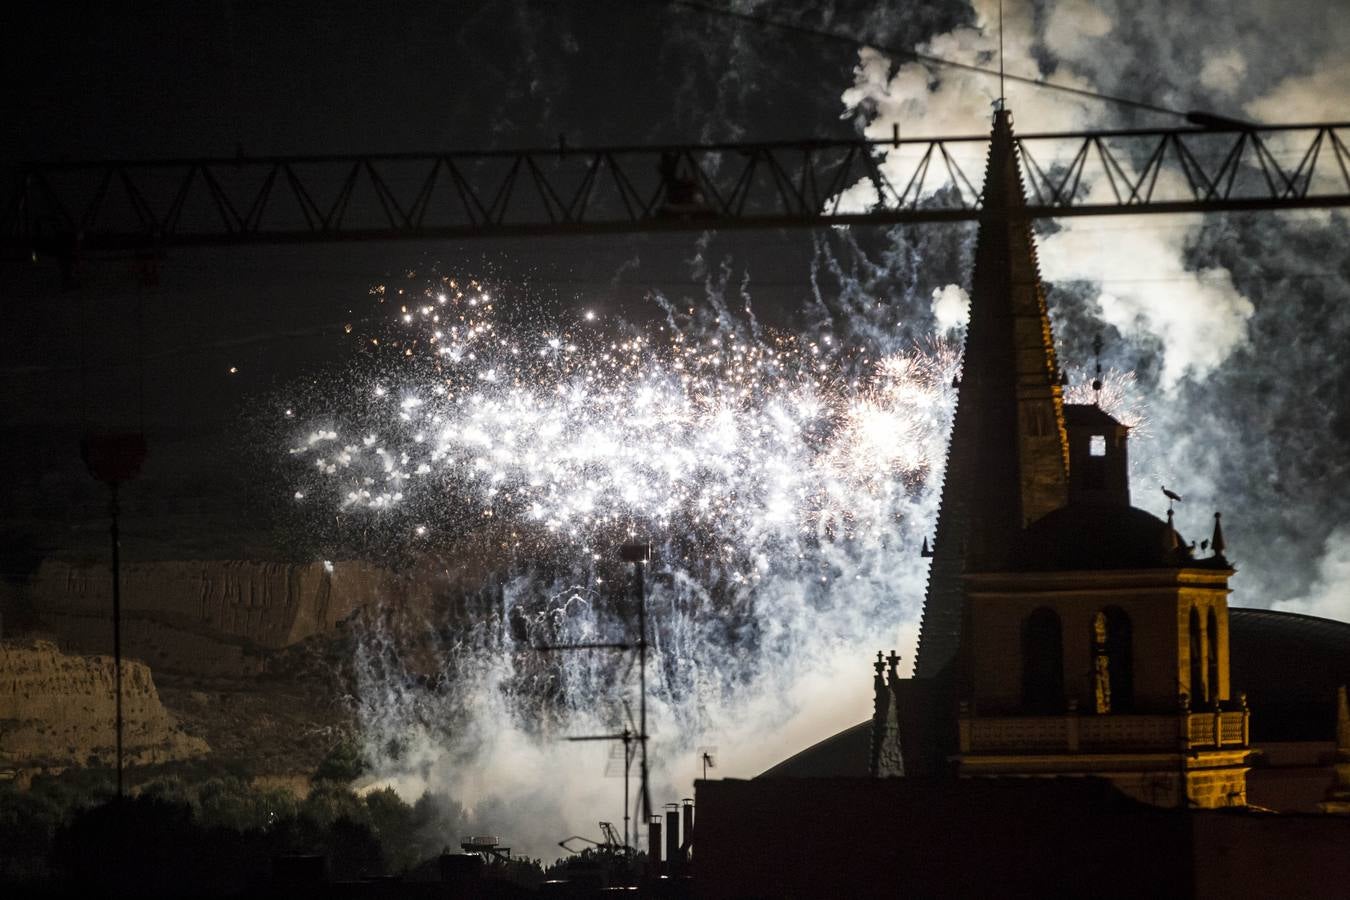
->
(80, 433), (147, 800)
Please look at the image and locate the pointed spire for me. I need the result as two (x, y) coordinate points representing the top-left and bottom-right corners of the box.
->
(913, 108), (1071, 678)
(920, 536), (933, 558)
(1211, 511), (1227, 556)
(960, 108), (1070, 527)
(1165, 508), (1180, 553)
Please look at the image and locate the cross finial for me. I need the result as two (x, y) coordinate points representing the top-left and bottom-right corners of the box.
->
(998, 0), (1006, 107)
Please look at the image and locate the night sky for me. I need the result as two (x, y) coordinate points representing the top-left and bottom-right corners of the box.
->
(2, 3), (1347, 611)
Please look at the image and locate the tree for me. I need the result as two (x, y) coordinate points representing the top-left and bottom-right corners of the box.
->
(313, 739), (368, 782)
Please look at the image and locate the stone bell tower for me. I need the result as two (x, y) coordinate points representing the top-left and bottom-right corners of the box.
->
(954, 432), (1251, 808)
(887, 109), (1251, 807)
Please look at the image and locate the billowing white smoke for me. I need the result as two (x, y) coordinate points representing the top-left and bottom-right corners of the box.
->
(1274, 527), (1350, 622)
(931, 284), (971, 332)
(1036, 223), (1254, 388)
(1248, 61), (1350, 122)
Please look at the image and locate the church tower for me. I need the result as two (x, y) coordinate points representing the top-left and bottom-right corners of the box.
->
(886, 109), (1251, 808)
(954, 425), (1251, 808)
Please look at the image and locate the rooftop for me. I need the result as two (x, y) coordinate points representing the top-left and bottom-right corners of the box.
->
(1011, 502), (1226, 572)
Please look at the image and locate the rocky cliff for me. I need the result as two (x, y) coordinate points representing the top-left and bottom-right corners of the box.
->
(25, 560), (399, 671)
(0, 639), (208, 770)
(11, 556), (459, 779)
(28, 559), (396, 648)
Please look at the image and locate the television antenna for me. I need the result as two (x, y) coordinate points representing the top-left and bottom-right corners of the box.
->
(698, 746), (717, 781)
(538, 540), (654, 853)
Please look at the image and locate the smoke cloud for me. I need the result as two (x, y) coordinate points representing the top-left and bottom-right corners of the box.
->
(1037, 223), (1255, 387)
(838, 0), (1259, 386)
(931, 283), (971, 332)
(1273, 527), (1350, 622)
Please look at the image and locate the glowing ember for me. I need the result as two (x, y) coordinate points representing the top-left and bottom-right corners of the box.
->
(286, 278), (961, 558)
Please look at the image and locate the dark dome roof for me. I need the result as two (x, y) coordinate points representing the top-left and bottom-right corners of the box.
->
(758, 721), (871, 778)
(1011, 502), (1214, 572)
(1230, 607), (1350, 741)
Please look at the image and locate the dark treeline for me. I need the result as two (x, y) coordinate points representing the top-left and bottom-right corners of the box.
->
(0, 763), (640, 896)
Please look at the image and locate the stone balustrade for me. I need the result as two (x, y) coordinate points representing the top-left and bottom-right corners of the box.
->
(959, 708), (1250, 754)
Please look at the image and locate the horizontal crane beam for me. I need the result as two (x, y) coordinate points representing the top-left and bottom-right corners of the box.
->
(4, 123), (1348, 252)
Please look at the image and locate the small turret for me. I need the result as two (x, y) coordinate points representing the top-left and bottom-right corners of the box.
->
(870, 652), (889, 777)
(869, 651), (905, 778)
(1063, 404), (1130, 506)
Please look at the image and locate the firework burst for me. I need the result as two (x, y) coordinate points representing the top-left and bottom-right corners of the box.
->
(277, 272), (967, 854)
(286, 276), (961, 563)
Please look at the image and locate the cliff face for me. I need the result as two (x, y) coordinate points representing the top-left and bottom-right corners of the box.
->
(27, 559), (397, 657)
(0, 639), (208, 769)
(11, 557), (442, 778)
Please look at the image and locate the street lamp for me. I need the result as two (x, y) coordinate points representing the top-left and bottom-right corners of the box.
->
(80, 433), (147, 800)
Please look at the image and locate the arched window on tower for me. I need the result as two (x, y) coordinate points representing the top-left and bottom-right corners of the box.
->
(1022, 607), (1064, 713)
(1091, 607), (1134, 713)
(1189, 607), (1206, 707)
(1105, 607), (1134, 711)
(1091, 613), (1111, 713)
(1207, 607), (1220, 706)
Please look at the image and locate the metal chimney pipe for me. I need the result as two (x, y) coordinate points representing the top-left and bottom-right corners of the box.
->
(681, 798), (694, 856)
(665, 804), (680, 874)
(648, 815), (663, 876)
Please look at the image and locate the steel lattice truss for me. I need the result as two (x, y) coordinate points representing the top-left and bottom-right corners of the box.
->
(4, 122), (1348, 251)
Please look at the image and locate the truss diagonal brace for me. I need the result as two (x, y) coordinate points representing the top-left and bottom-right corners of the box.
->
(4, 122), (1347, 252)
